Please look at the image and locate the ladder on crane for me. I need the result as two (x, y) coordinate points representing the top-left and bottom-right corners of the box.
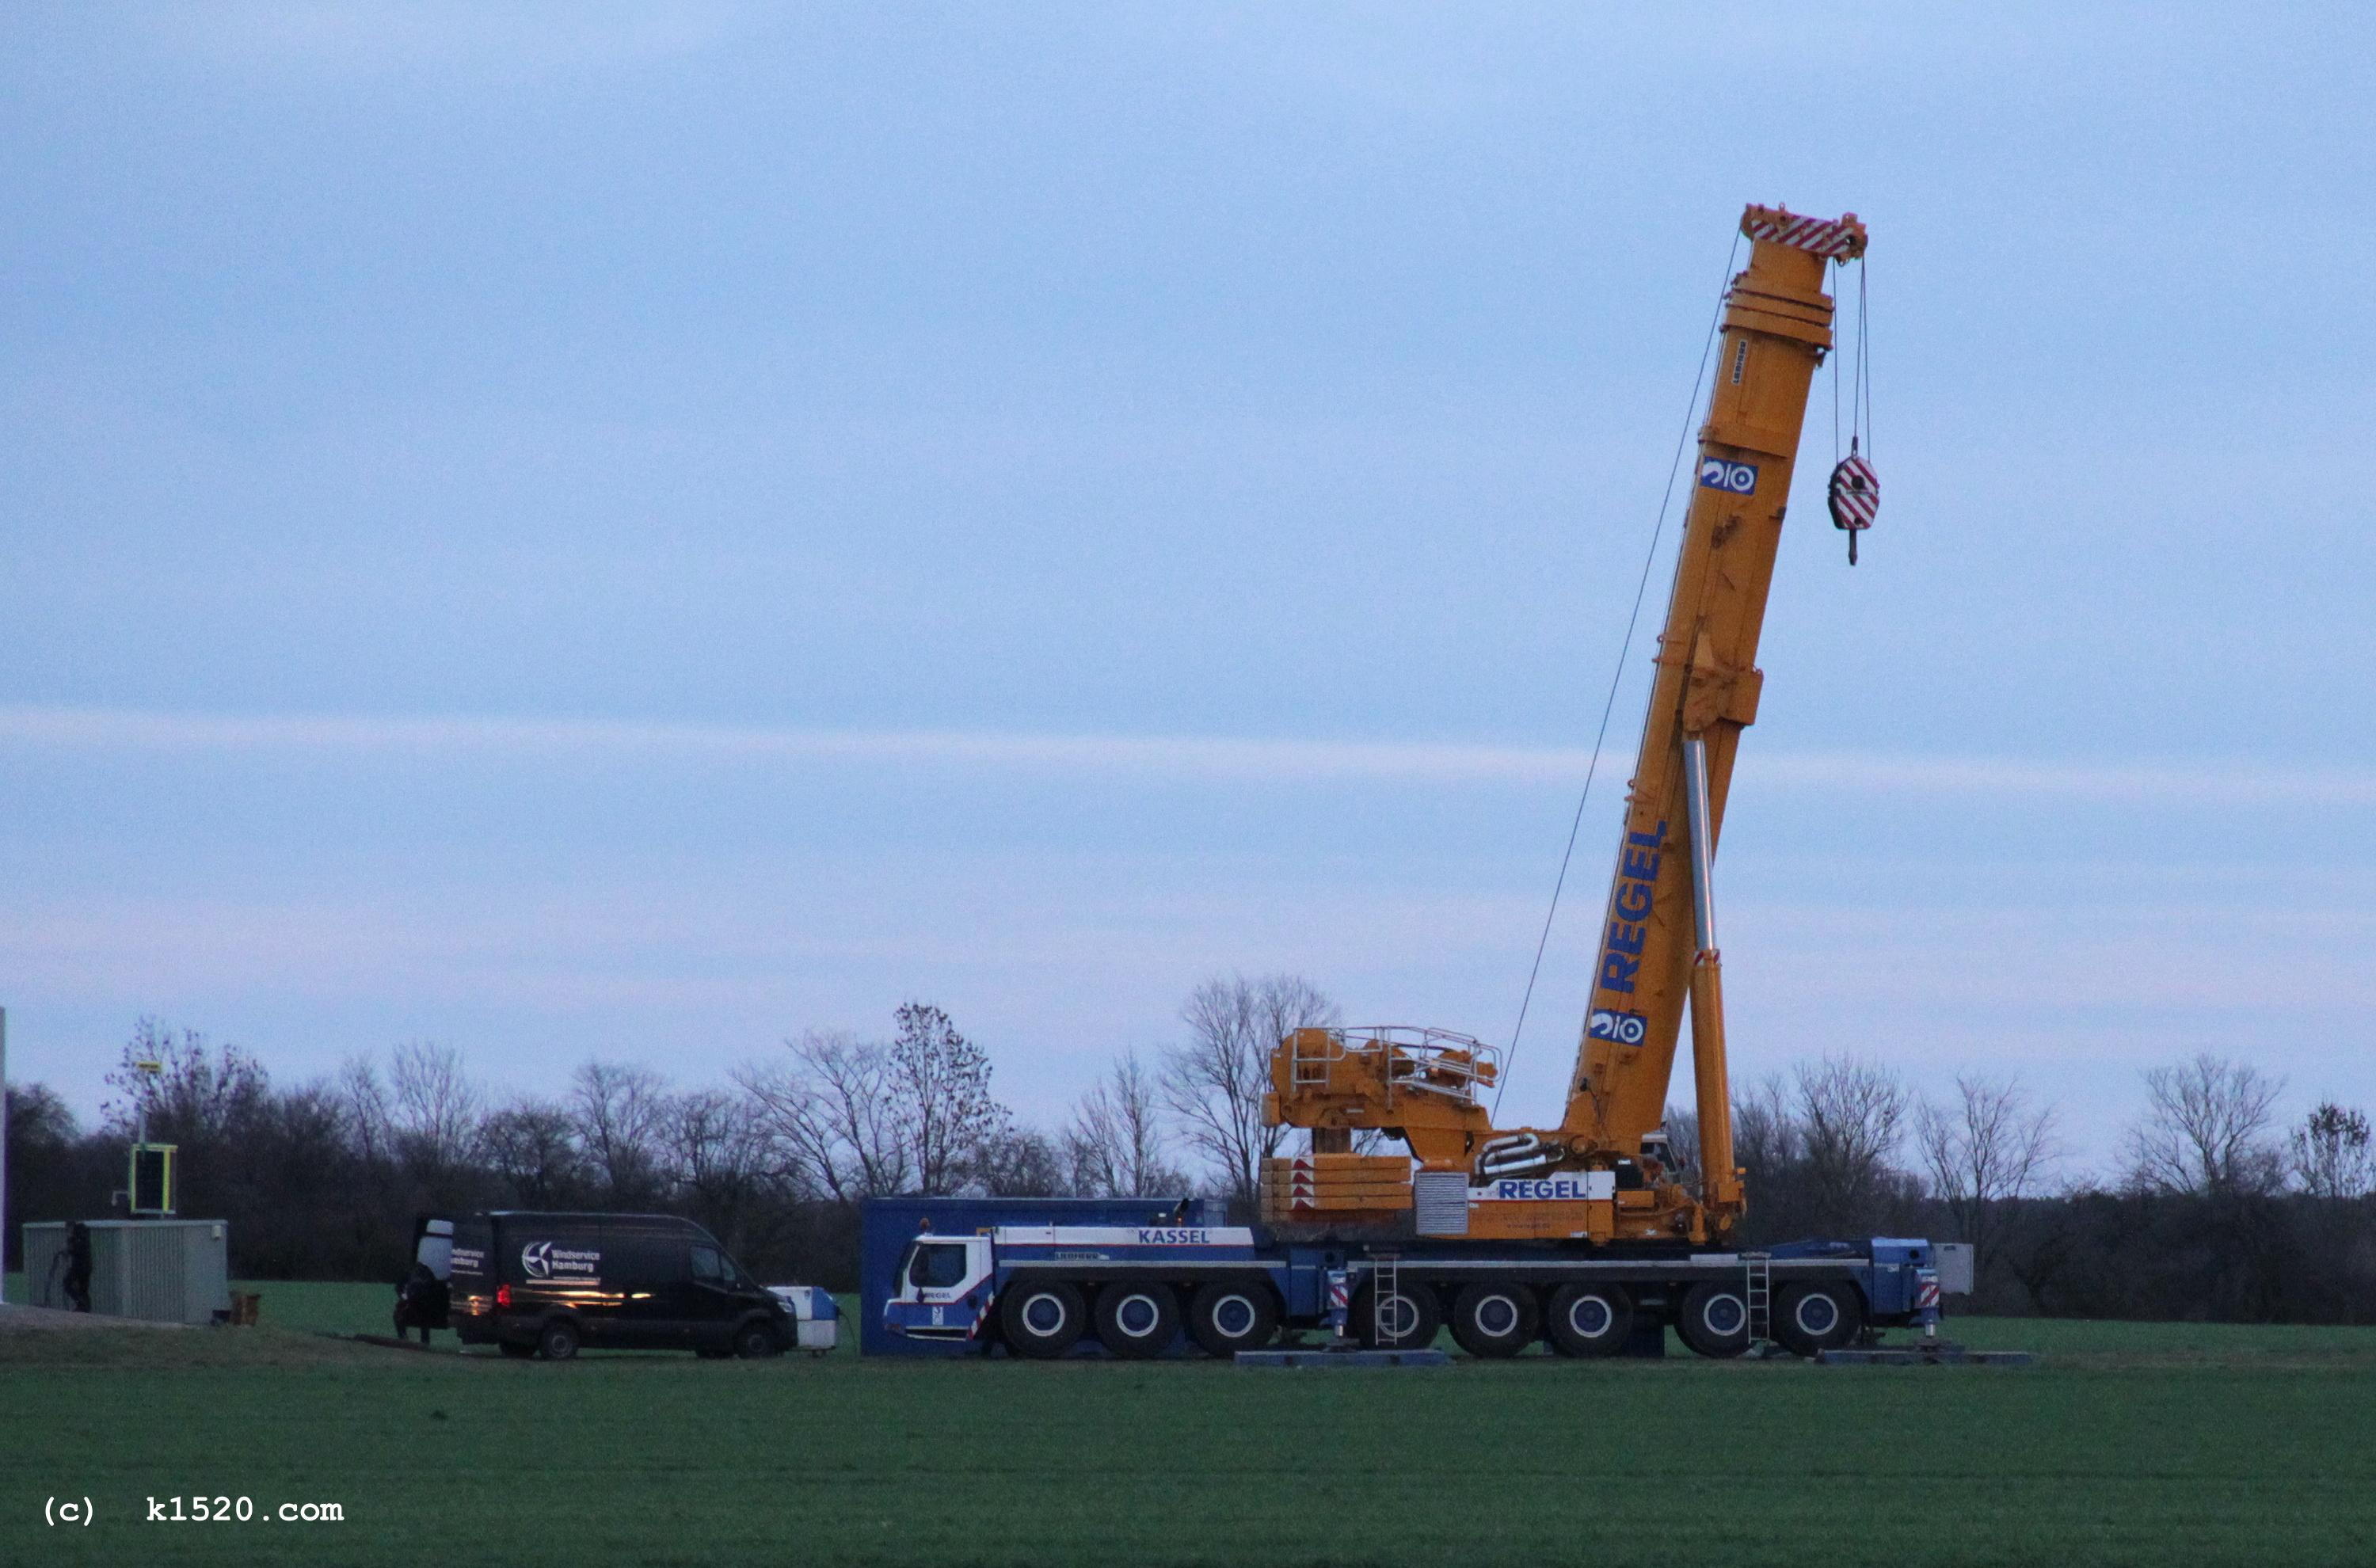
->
(1744, 1251), (1772, 1347)
(1371, 1253), (1403, 1347)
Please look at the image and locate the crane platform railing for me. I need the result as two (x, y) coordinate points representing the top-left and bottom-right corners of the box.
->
(1287, 1026), (1501, 1108)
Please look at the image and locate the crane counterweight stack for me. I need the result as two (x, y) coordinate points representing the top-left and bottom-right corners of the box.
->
(1261, 204), (1869, 1247)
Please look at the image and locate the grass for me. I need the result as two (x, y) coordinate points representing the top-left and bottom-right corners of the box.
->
(4, 1281), (2374, 1566)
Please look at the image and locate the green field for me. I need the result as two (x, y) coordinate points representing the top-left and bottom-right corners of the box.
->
(5, 1280), (2374, 1567)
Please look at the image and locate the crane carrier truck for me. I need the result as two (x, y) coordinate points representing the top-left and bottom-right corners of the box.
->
(885, 204), (1952, 1361)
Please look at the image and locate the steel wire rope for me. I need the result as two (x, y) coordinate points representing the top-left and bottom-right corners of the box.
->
(1493, 233), (1741, 1121)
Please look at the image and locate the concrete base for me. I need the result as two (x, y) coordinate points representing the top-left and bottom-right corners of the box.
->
(1236, 1348), (1451, 1369)
(1816, 1344), (2035, 1367)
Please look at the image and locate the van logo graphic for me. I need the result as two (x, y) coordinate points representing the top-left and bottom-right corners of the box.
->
(520, 1241), (600, 1282)
(1699, 458), (1757, 495)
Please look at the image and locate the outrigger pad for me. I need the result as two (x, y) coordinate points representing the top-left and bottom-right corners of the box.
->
(1234, 1349), (1450, 1369)
(1815, 1345), (2035, 1368)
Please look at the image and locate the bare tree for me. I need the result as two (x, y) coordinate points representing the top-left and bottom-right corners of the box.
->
(737, 1030), (906, 1201)
(889, 1003), (1006, 1196)
(1730, 1074), (1800, 1186)
(1162, 973), (1338, 1204)
(1917, 1073), (2059, 1274)
(336, 1054), (394, 1169)
(2123, 1054), (2286, 1197)
(737, 1003), (1008, 1199)
(1658, 1101), (1700, 1185)
(2288, 1102), (2376, 1201)
(103, 1020), (270, 1147)
(665, 1087), (771, 1235)
(386, 1041), (484, 1177)
(1795, 1056), (1910, 1232)
(480, 1098), (587, 1206)
(569, 1060), (670, 1206)
(970, 1126), (1071, 1197)
(1068, 1052), (1188, 1197)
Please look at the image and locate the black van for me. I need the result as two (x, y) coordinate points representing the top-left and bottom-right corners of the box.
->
(447, 1212), (791, 1361)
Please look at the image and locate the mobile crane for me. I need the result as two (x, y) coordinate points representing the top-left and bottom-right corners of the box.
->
(880, 206), (1950, 1361)
(1258, 204), (1870, 1256)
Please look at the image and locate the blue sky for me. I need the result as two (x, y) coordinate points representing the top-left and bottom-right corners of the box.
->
(4, 4), (2371, 1174)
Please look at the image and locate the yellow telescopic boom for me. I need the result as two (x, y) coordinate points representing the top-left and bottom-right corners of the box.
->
(1563, 205), (1864, 1225)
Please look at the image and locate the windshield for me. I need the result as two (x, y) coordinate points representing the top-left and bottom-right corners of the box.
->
(905, 1242), (968, 1292)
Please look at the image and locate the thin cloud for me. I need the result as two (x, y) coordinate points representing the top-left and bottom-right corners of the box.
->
(4, 703), (2373, 805)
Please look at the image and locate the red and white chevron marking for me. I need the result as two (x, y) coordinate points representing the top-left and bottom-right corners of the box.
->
(1290, 1155), (1316, 1212)
(1745, 211), (1863, 259)
(1828, 453), (1879, 531)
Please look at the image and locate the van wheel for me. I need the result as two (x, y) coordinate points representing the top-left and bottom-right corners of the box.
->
(1094, 1283), (1179, 1358)
(1186, 1280), (1280, 1357)
(1544, 1283), (1634, 1357)
(1675, 1281), (1750, 1359)
(733, 1321), (782, 1360)
(1450, 1283), (1538, 1358)
(537, 1319), (581, 1361)
(999, 1281), (1087, 1359)
(499, 1341), (535, 1360)
(1774, 1281), (1864, 1357)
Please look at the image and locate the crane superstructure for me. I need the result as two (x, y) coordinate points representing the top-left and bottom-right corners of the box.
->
(1260, 204), (1869, 1248)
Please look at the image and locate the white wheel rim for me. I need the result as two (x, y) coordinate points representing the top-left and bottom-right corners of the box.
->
(1022, 1293), (1068, 1337)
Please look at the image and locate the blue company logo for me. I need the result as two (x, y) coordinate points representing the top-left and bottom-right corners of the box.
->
(1135, 1228), (1211, 1245)
(1588, 1009), (1650, 1047)
(1482, 1178), (1601, 1201)
(1699, 458), (1758, 495)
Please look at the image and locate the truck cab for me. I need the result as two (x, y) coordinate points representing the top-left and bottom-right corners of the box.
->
(883, 1233), (996, 1342)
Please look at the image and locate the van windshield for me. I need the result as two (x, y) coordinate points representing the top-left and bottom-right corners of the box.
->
(691, 1244), (747, 1288)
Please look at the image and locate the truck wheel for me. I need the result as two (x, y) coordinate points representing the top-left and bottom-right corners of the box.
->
(1187, 1280), (1280, 1357)
(999, 1281), (1087, 1359)
(1544, 1283), (1633, 1357)
(536, 1319), (581, 1361)
(733, 1320), (782, 1360)
(1675, 1281), (1750, 1359)
(1774, 1281), (1864, 1357)
(1450, 1283), (1538, 1358)
(1093, 1283), (1179, 1358)
(1354, 1281), (1441, 1351)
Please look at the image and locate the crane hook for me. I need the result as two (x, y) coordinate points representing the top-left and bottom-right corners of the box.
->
(1827, 439), (1878, 565)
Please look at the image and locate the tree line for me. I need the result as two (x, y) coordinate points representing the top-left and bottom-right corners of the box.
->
(8, 982), (2373, 1320)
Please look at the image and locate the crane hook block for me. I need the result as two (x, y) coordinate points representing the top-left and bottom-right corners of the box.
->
(1827, 449), (1879, 565)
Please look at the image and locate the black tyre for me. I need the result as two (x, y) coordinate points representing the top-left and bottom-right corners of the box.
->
(1773, 1281), (1864, 1357)
(1449, 1282), (1539, 1358)
(733, 1319), (782, 1360)
(998, 1280), (1087, 1359)
(537, 1318), (581, 1361)
(498, 1340), (536, 1360)
(1186, 1279), (1280, 1357)
(1544, 1282), (1634, 1357)
(1354, 1279), (1441, 1351)
(1674, 1281), (1750, 1359)
(1093, 1282), (1179, 1358)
